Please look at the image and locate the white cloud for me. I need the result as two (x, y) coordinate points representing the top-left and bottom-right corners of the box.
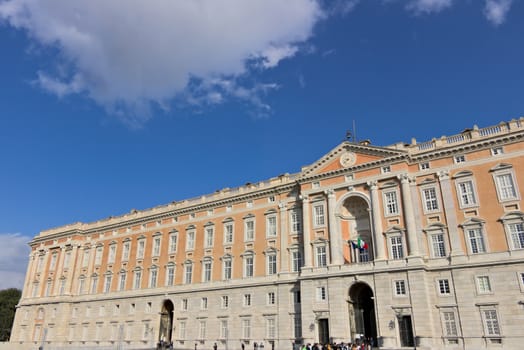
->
(484, 0), (512, 26)
(324, 0), (360, 17)
(0, 0), (323, 124)
(406, 0), (453, 15)
(0, 233), (30, 290)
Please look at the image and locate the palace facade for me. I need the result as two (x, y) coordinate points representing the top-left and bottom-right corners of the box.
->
(11, 118), (524, 350)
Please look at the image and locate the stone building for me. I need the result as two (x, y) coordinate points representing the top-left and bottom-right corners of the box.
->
(10, 118), (524, 349)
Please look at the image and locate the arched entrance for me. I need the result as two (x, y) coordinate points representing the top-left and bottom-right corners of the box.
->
(340, 196), (373, 263)
(348, 283), (377, 343)
(159, 300), (174, 344)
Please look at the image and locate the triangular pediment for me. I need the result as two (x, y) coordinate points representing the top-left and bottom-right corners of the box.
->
(299, 141), (407, 178)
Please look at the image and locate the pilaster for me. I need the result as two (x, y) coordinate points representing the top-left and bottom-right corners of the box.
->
(437, 171), (464, 257)
(398, 174), (420, 257)
(368, 181), (386, 261)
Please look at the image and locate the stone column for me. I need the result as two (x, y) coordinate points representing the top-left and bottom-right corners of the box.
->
(327, 190), (343, 265)
(301, 195), (312, 267)
(368, 181), (386, 260)
(279, 202), (289, 273)
(438, 171), (464, 256)
(399, 174), (420, 256)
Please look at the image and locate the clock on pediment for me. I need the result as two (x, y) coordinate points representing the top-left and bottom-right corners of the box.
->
(340, 151), (356, 167)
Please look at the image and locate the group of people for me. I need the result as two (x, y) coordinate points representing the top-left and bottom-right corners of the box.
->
(297, 338), (374, 350)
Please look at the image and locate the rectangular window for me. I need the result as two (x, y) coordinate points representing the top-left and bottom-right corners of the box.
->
(243, 293), (252, 306)
(184, 264), (193, 284)
(384, 191), (399, 216)
(169, 233), (177, 253)
(242, 319), (251, 339)
(438, 279), (450, 295)
(91, 276), (98, 294)
(390, 236), (404, 259)
(510, 223), (524, 249)
(457, 180), (477, 207)
(395, 280), (406, 296)
(205, 227), (214, 248)
(119, 273), (126, 291)
(317, 286), (327, 301)
(108, 245), (116, 264)
(382, 165), (391, 173)
(224, 223), (234, 244)
(468, 228), (486, 254)
(181, 298), (188, 311)
(50, 253), (57, 270)
(244, 256), (254, 277)
(454, 155), (466, 163)
(220, 320), (228, 339)
(203, 261), (212, 282)
(422, 187), (439, 212)
(267, 254), (277, 275)
(223, 259), (232, 280)
(245, 220), (255, 241)
(122, 242), (130, 261)
(201, 297), (208, 310)
(313, 204), (325, 227)
(104, 275), (112, 293)
(45, 280), (52, 297)
(59, 279), (66, 295)
(179, 321), (186, 339)
(491, 147), (504, 155)
(290, 209), (302, 234)
(442, 311), (458, 336)
(477, 276), (492, 293)
(419, 162), (430, 170)
(78, 278), (85, 295)
(316, 246), (327, 267)
(95, 246), (103, 265)
(266, 215), (277, 237)
(292, 251), (302, 272)
(267, 292), (276, 305)
(137, 240), (145, 259)
(431, 234), (446, 257)
(133, 270), (142, 289)
(82, 249), (90, 268)
(63, 251), (71, 269)
(482, 309), (500, 336)
(221, 295), (229, 309)
(149, 269), (157, 288)
(266, 318), (276, 339)
(496, 173), (518, 201)
(166, 265), (175, 286)
(186, 231), (195, 251)
(152, 237), (161, 256)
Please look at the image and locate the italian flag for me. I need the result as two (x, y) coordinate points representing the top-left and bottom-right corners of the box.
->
(357, 237), (368, 249)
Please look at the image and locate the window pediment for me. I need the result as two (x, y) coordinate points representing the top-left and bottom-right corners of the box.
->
(460, 217), (485, 227)
(490, 163), (513, 172)
(380, 181), (397, 189)
(499, 211), (524, 222)
(384, 225), (405, 235)
(452, 170), (473, 179)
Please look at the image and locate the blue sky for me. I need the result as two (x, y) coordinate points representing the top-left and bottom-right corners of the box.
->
(0, 0), (522, 289)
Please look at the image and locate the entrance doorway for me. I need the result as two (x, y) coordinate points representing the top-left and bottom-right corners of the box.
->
(398, 315), (414, 347)
(159, 300), (174, 344)
(348, 283), (377, 343)
(318, 318), (330, 345)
